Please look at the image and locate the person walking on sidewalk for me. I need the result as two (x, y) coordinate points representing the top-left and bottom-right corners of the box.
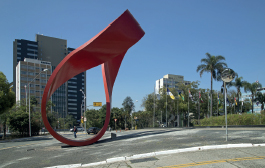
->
(73, 126), (77, 138)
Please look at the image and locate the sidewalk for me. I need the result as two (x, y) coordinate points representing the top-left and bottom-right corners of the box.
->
(45, 144), (265, 168)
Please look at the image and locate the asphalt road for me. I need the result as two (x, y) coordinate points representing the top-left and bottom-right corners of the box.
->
(0, 127), (265, 168)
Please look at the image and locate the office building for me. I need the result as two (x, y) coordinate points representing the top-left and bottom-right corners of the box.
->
(13, 34), (86, 120)
(16, 58), (52, 108)
(155, 74), (191, 94)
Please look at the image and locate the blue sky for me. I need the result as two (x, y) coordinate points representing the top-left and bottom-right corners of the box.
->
(1, 0), (265, 112)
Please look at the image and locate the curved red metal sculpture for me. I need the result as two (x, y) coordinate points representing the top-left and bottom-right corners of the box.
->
(41, 10), (145, 146)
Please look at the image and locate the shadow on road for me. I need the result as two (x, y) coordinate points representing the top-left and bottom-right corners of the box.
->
(60, 129), (183, 148)
(0, 135), (53, 143)
(95, 129), (183, 147)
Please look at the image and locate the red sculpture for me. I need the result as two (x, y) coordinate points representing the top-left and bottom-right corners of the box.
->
(41, 10), (145, 146)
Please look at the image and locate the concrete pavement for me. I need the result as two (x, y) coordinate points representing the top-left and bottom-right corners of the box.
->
(42, 127), (265, 168)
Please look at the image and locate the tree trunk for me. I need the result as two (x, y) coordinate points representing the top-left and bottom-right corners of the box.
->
(210, 72), (213, 117)
(2, 121), (6, 140)
(198, 100), (200, 125)
(252, 95), (254, 114)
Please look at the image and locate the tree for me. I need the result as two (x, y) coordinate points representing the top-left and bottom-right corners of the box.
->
(228, 76), (246, 113)
(243, 82), (262, 113)
(196, 53), (227, 117)
(0, 71), (15, 139)
(0, 71), (15, 115)
(227, 90), (237, 114)
(255, 92), (265, 111)
(122, 96), (135, 115)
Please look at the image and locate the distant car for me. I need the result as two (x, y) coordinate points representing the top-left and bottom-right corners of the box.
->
(87, 127), (101, 134)
(70, 126), (84, 132)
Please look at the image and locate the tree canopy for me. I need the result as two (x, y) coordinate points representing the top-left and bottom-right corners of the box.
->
(0, 71), (15, 115)
(196, 53), (227, 117)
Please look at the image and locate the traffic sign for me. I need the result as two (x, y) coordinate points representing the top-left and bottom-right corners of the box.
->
(114, 119), (117, 122)
(84, 117), (87, 122)
(93, 102), (102, 107)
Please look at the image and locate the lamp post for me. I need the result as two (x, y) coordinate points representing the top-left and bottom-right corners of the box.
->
(27, 68), (48, 137)
(80, 89), (86, 131)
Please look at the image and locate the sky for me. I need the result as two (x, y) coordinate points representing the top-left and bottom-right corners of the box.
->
(1, 0), (265, 112)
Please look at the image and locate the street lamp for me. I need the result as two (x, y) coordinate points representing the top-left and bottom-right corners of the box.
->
(27, 68), (48, 137)
(80, 89), (86, 131)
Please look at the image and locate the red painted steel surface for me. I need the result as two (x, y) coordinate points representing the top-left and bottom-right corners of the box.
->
(41, 10), (145, 146)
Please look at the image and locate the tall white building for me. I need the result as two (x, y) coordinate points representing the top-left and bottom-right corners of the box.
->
(16, 58), (52, 108)
(155, 74), (191, 94)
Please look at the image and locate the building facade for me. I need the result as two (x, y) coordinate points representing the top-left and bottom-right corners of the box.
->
(13, 34), (86, 120)
(16, 58), (52, 108)
(155, 74), (191, 94)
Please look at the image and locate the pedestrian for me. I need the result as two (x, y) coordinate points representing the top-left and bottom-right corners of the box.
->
(73, 126), (77, 138)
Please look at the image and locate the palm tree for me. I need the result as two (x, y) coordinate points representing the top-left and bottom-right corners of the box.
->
(254, 92), (265, 111)
(196, 53), (227, 117)
(228, 77), (246, 113)
(243, 82), (262, 113)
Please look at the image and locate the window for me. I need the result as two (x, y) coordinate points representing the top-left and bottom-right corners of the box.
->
(27, 48), (38, 52)
(68, 99), (77, 101)
(28, 72), (34, 76)
(17, 52), (21, 55)
(30, 84), (34, 87)
(35, 67), (40, 70)
(27, 43), (38, 47)
(41, 85), (45, 88)
(21, 77), (27, 81)
(17, 47), (21, 50)
(68, 103), (77, 106)
(30, 90), (34, 93)
(20, 83), (27, 86)
(68, 94), (77, 97)
(68, 81), (77, 84)
(21, 89), (25, 93)
(71, 77), (77, 80)
(68, 90), (77, 93)
(17, 57), (21, 60)
(35, 85), (40, 87)
(21, 71), (27, 75)
(41, 79), (47, 83)
(68, 85), (77, 88)
(68, 107), (77, 110)
(28, 66), (34, 70)
(21, 65), (27, 69)
(17, 42), (21, 45)
(27, 53), (37, 56)
(41, 74), (46, 77)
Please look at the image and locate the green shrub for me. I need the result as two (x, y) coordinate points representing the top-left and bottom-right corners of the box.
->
(196, 113), (265, 126)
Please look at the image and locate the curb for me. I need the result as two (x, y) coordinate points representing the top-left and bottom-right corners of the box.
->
(46, 143), (265, 168)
